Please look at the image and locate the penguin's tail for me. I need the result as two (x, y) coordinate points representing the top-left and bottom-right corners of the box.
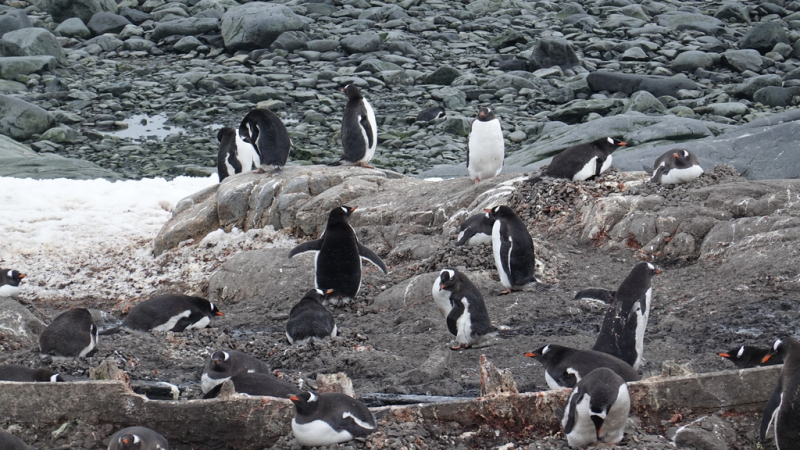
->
(99, 325), (124, 336)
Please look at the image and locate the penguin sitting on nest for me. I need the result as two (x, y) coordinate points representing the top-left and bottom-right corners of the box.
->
(719, 344), (783, 369)
(289, 391), (377, 447)
(649, 149), (703, 185)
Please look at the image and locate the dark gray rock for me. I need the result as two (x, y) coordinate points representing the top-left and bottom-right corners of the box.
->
(714, 2), (750, 23)
(0, 94), (55, 140)
(150, 17), (220, 43)
(753, 86), (794, 107)
(269, 30), (308, 52)
(84, 35), (123, 52)
(340, 33), (381, 54)
(55, 17), (92, 39)
(0, 56), (57, 80)
(621, 91), (668, 115)
(425, 66), (461, 86)
(672, 51), (714, 73)
(173, 36), (202, 53)
(0, 298), (46, 348)
(0, 134), (121, 180)
(0, 9), (31, 35)
(123, 38), (155, 52)
(623, 117), (713, 145)
(356, 59), (402, 73)
(0, 28), (66, 65)
(119, 7), (152, 25)
(46, 0), (118, 24)
(721, 49), (762, 73)
(530, 37), (580, 70)
(587, 71), (698, 97)
(221, 2), (306, 52)
(656, 11), (725, 36)
(489, 29), (526, 49)
(87, 12), (131, 36)
(724, 74), (782, 99)
(738, 21), (789, 54)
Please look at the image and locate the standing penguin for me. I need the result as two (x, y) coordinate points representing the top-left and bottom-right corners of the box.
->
(217, 126), (255, 182)
(719, 345), (783, 369)
(438, 268), (498, 350)
(431, 269), (457, 318)
(200, 350), (271, 395)
(486, 205), (547, 294)
(337, 84), (377, 168)
(289, 391), (377, 447)
(545, 137), (627, 181)
(467, 107), (504, 183)
(286, 289), (337, 344)
(239, 108), (291, 173)
(650, 149), (703, 185)
(0, 364), (63, 382)
(524, 344), (640, 390)
(455, 212), (495, 247)
(562, 367), (630, 449)
(592, 262), (660, 370)
(288, 206), (387, 302)
(760, 337), (800, 448)
(107, 426), (169, 450)
(122, 294), (223, 332)
(39, 308), (97, 358)
(0, 268), (25, 297)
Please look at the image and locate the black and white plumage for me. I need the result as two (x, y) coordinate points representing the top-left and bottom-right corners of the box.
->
(288, 206), (387, 302)
(122, 294), (223, 332)
(455, 212), (495, 247)
(592, 262), (660, 370)
(761, 337), (800, 448)
(338, 84), (377, 168)
(217, 126), (255, 182)
(201, 350), (271, 394)
(0, 268), (25, 297)
(438, 268), (498, 350)
(0, 364), (63, 382)
(431, 269), (456, 318)
(574, 288), (616, 305)
(486, 205), (546, 294)
(0, 430), (34, 450)
(208, 372), (302, 399)
(650, 149), (703, 185)
(239, 108), (291, 173)
(718, 345), (783, 369)
(107, 426), (169, 450)
(546, 137), (627, 181)
(39, 308), (97, 358)
(562, 367), (630, 449)
(525, 344), (640, 390)
(286, 289), (337, 344)
(416, 106), (446, 122)
(467, 107), (504, 183)
(289, 391), (377, 447)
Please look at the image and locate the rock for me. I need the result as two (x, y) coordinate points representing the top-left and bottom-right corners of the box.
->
(123, 38), (155, 52)
(173, 36), (202, 53)
(153, 183), (219, 255)
(119, 7), (152, 25)
(442, 116), (471, 137)
(0, 134), (121, 180)
(340, 33), (381, 54)
(269, 30), (308, 52)
(39, 126), (81, 144)
(530, 37), (580, 70)
(0, 28), (66, 65)
(46, 0), (118, 24)
(221, 2), (306, 52)
(316, 373), (355, 397)
(431, 86), (467, 109)
(0, 298), (46, 351)
(587, 71), (698, 97)
(0, 79), (26, 93)
(547, 98), (625, 123)
(622, 91), (668, 115)
(621, 47), (648, 61)
(355, 59), (402, 73)
(695, 102), (749, 117)
(0, 56), (57, 80)
(55, 17), (91, 39)
(714, 2), (750, 23)
(721, 49), (762, 73)
(479, 354), (518, 397)
(86, 12), (131, 36)
(0, 94), (55, 140)
(0, 9), (31, 35)
(663, 232), (696, 259)
(738, 21), (789, 54)
(753, 86), (794, 107)
(672, 51), (714, 73)
(89, 357), (131, 385)
(656, 11), (724, 36)
(425, 66), (461, 86)
(724, 74), (782, 99)
(489, 29), (526, 49)
(150, 17), (220, 43)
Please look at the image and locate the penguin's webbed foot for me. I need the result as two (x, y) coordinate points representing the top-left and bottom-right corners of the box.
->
(254, 167), (266, 174)
(450, 343), (472, 351)
(473, 178), (480, 184)
(499, 288), (513, 295)
(358, 162), (374, 169)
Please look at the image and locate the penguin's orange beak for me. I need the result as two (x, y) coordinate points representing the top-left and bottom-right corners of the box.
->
(654, 269), (662, 274)
(440, 283), (446, 290)
(122, 438), (130, 445)
(524, 352), (537, 358)
(17, 273), (25, 279)
(762, 354), (773, 363)
(325, 289), (334, 294)
(484, 208), (492, 213)
(673, 153), (680, 158)
(618, 141), (627, 146)
(216, 311), (224, 316)
(718, 353), (730, 358)
(349, 206), (357, 212)
(213, 359), (221, 365)
(289, 394), (300, 401)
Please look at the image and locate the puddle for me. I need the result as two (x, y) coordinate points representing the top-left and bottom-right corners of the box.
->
(104, 114), (186, 140)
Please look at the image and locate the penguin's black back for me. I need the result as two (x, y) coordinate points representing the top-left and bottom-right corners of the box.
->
(456, 213), (495, 246)
(0, 364), (63, 382)
(545, 137), (622, 180)
(416, 106), (446, 122)
(0, 268), (24, 287)
(239, 109), (291, 167)
(293, 392), (376, 436)
(217, 127), (240, 182)
(527, 344), (639, 388)
(763, 337), (800, 446)
(491, 206), (536, 287)
(228, 372), (302, 398)
(205, 350), (270, 379)
(287, 290), (335, 342)
(341, 85), (373, 162)
(563, 368), (625, 436)
(719, 345), (782, 369)
(39, 308), (97, 357)
(123, 294), (218, 332)
(443, 270), (497, 337)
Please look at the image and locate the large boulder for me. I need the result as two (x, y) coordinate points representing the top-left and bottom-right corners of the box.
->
(0, 94), (55, 140)
(86, 12), (131, 36)
(0, 134), (121, 180)
(0, 9), (32, 35)
(586, 71), (698, 97)
(0, 56), (57, 80)
(0, 28), (66, 65)
(220, 2), (306, 52)
(656, 11), (725, 36)
(721, 49), (762, 73)
(530, 37), (580, 70)
(0, 298), (46, 351)
(150, 17), (219, 42)
(739, 21), (789, 54)
(54, 17), (92, 39)
(340, 33), (381, 54)
(46, 0), (118, 24)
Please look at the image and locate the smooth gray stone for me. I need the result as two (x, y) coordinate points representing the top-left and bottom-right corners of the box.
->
(587, 71), (698, 97)
(739, 21), (789, 54)
(341, 32), (381, 54)
(356, 59), (402, 73)
(622, 91), (668, 115)
(656, 11), (724, 36)
(672, 51), (714, 73)
(0, 9), (31, 35)
(46, 0), (118, 23)
(119, 7), (153, 25)
(623, 117), (713, 145)
(150, 17), (219, 42)
(221, 2), (305, 52)
(721, 49), (762, 73)
(0, 134), (121, 180)
(0, 94), (55, 140)
(530, 37), (580, 70)
(55, 17), (92, 39)
(0, 55), (57, 80)
(83, 35), (123, 52)
(753, 86), (794, 107)
(0, 28), (66, 65)
(305, 39), (339, 52)
(0, 79), (25, 93)
(269, 30), (308, 52)
(724, 74), (782, 99)
(425, 66), (461, 86)
(122, 38), (156, 52)
(173, 36), (202, 53)
(87, 12), (131, 36)
(714, 2), (750, 23)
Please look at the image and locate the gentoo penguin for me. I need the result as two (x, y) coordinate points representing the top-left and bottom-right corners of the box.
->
(122, 294), (223, 332)
(592, 262), (660, 370)
(438, 268), (499, 350)
(205, 372), (302, 399)
(455, 212), (495, 247)
(289, 391), (377, 447)
(107, 426), (169, 450)
(0, 431), (33, 450)
(337, 84), (377, 168)
(525, 344), (639, 390)
(39, 308), (97, 357)
(201, 350), (271, 394)
(0, 364), (64, 382)
(562, 367), (630, 449)
(574, 288), (616, 305)
(217, 126), (255, 182)
(416, 106), (446, 122)
(467, 107), (504, 183)
(650, 149), (703, 185)
(286, 289), (337, 344)
(288, 206), (387, 302)
(719, 345), (783, 369)
(486, 205), (547, 294)
(545, 137), (627, 181)
(760, 337), (800, 448)
(239, 108), (291, 173)
(432, 268), (457, 318)
(0, 268), (25, 297)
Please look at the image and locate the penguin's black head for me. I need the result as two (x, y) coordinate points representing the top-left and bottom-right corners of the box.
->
(632, 262), (661, 279)
(763, 338), (789, 364)
(207, 301), (224, 317)
(524, 344), (554, 363)
(34, 368), (63, 382)
(330, 206), (356, 222)
(3, 269), (26, 286)
(217, 127), (235, 143)
(343, 84), (363, 100)
(438, 269), (460, 292)
(209, 350), (232, 371)
(718, 345), (748, 365)
(477, 107), (496, 122)
(590, 414), (605, 441)
(484, 205), (516, 220)
(116, 433), (142, 450)
(304, 288), (332, 303)
(671, 149), (697, 168)
(288, 391), (319, 415)
(596, 137), (627, 154)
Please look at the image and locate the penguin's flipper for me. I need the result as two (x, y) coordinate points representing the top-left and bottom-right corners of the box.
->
(360, 114), (375, 150)
(455, 229), (475, 246)
(761, 381), (782, 440)
(357, 244), (388, 273)
(592, 156), (606, 179)
(499, 233), (512, 282)
(650, 164), (666, 184)
(288, 239), (323, 258)
(446, 304), (462, 336)
(642, 164), (654, 175)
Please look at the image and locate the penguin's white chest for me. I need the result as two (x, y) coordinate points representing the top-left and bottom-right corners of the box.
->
(564, 392), (599, 448)
(292, 418), (353, 447)
(468, 119), (504, 181)
(152, 310), (191, 332)
(600, 384), (630, 444)
(235, 133), (256, 172)
(431, 275), (453, 318)
(661, 164), (703, 184)
(632, 287), (652, 370)
(78, 325), (97, 358)
(359, 99), (378, 163)
(0, 285), (20, 297)
(491, 221), (512, 288)
(201, 373), (228, 393)
(455, 298), (473, 345)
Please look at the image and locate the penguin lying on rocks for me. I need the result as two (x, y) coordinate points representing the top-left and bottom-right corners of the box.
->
(525, 344), (639, 390)
(719, 345), (783, 369)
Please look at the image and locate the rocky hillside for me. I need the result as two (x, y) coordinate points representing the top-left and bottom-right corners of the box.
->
(1, 0), (800, 180)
